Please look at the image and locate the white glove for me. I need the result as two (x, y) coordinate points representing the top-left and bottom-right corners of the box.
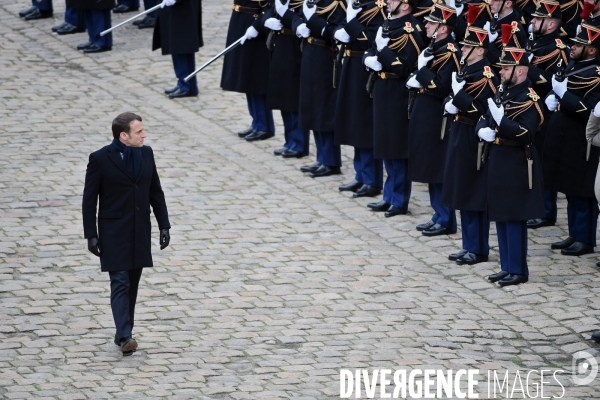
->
(347, 2), (362, 22)
(483, 21), (498, 42)
(478, 127), (496, 142)
(445, 100), (459, 114)
(451, 72), (466, 95)
(406, 75), (422, 89)
(375, 26), (390, 51)
(275, 0), (288, 17)
(334, 28), (351, 43)
(552, 75), (568, 98)
(296, 23), (311, 38)
(488, 98), (504, 126)
(528, 53), (534, 63)
(240, 25), (259, 45)
(303, 0), (317, 21)
(418, 50), (434, 70)
(576, 23), (581, 34)
(446, 0), (464, 16)
(545, 94), (559, 111)
(528, 23), (534, 33)
(364, 56), (382, 72)
(595, 102), (600, 118)
(160, 0), (176, 7)
(264, 18), (283, 31)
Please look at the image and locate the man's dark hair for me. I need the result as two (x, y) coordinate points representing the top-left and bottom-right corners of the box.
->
(112, 112), (142, 139)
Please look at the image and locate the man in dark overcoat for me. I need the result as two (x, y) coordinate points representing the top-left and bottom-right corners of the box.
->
(153, 0), (203, 98)
(483, 0), (527, 66)
(68, 0), (115, 53)
(475, 47), (545, 287)
(82, 112), (171, 356)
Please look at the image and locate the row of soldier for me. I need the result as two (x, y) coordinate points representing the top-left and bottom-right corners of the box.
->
(219, 0), (600, 289)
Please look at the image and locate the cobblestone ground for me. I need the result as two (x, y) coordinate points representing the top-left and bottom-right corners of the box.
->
(1, 1), (600, 399)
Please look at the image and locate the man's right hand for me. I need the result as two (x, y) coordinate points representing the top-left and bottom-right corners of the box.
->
(87, 237), (101, 257)
(161, 0), (176, 8)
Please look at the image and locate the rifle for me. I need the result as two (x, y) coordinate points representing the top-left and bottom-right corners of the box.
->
(481, 83), (503, 165)
(366, 12), (390, 97)
(408, 29), (438, 118)
(334, 0), (361, 88)
(301, 0), (318, 53)
(266, 0), (288, 51)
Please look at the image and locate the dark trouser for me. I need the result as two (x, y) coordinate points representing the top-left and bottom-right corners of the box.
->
(65, 6), (85, 28)
(383, 159), (411, 209)
(109, 268), (143, 341)
(544, 190), (558, 222)
(460, 210), (490, 256)
(281, 110), (309, 154)
(246, 94), (274, 133)
(429, 183), (457, 231)
(314, 131), (341, 167)
(566, 195), (599, 246)
(354, 148), (383, 189)
(143, 0), (157, 17)
(116, 0), (140, 8)
(172, 53), (198, 95)
(496, 221), (528, 276)
(32, 0), (52, 11)
(84, 9), (112, 48)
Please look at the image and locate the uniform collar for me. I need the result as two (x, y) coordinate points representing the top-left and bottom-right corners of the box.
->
(503, 78), (531, 100)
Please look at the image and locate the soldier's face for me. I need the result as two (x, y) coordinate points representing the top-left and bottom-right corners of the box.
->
(460, 45), (473, 60)
(570, 43), (584, 59)
(530, 17), (544, 34)
(120, 120), (146, 148)
(489, 0), (503, 14)
(499, 65), (516, 85)
(425, 21), (439, 38)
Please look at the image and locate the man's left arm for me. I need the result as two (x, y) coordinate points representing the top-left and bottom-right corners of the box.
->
(148, 148), (171, 231)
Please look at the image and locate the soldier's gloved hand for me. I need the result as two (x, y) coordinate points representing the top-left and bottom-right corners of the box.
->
(334, 28), (351, 43)
(483, 22), (498, 42)
(552, 75), (567, 98)
(375, 26), (390, 51)
(364, 56), (382, 72)
(160, 0), (176, 7)
(488, 98), (504, 125)
(240, 26), (259, 44)
(265, 18), (283, 31)
(545, 94), (559, 111)
(594, 102), (600, 118)
(87, 237), (101, 257)
(160, 229), (170, 250)
(303, 0), (317, 20)
(444, 100), (459, 114)
(447, 0), (464, 15)
(406, 74), (422, 89)
(296, 23), (311, 38)
(275, 0), (289, 17)
(417, 50), (434, 70)
(478, 127), (496, 142)
(528, 53), (534, 63)
(346, 2), (362, 22)
(451, 72), (466, 95)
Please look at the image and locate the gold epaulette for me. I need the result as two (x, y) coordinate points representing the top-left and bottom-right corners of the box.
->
(527, 88), (540, 102)
(483, 66), (494, 79)
(555, 39), (566, 49)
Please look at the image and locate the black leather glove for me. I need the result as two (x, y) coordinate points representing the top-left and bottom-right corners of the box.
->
(160, 229), (170, 250)
(87, 237), (101, 257)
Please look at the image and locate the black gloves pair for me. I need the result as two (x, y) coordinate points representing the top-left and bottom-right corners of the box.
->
(87, 229), (170, 257)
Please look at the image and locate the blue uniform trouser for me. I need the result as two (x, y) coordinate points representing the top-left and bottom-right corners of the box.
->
(383, 159), (411, 209)
(143, 0), (157, 17)
(281, 110), (309, 154)
(84, 9), (112, 48)
(544, 190), (558, 222)
(172, 53), (198, 95)
(354, 148), (383, 189)
(566, 195), (599, 246)
(314, 131), (341, 167)
(32, 0), (52, 11)
(246, 94), (274, 133)
(429, 183), (457, 231)
(460, 210), (490, 256)
(109, 268), (143, 341)
(117, 0), (140, 8)
(65, 6), (85, 28)
(496, 221), (529, 276)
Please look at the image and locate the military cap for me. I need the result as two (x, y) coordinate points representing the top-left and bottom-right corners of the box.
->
(424, 3), (457, 27)
(572, 22), (600, 47)
(531, 0), (562, 19)
(460, 26), (490, 48)
(497, 46), (530, 66)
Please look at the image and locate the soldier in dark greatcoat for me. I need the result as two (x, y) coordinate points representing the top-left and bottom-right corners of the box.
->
(558, 0), (583, 39)
(221, 0), (275, 141)
(334, 0), (387, 198)
(441, 25), (499, 265)
(406, 3), (460, 236)
(363, 0), (425, 217)
(526, 0), (569, 229)
(453, 0), (492, 43)
(475, 47), (545, 286)
(543, 22), (600, 256)
(483, 0), (528, 65)
(68, 0), (115, 52)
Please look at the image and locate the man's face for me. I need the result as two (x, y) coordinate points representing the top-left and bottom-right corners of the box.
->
(425, 21), (439, 38)
(490, 0), (505, 14)
(461, 44), (474, 61)
(531, 16), (545, 34)
(387, 0), (401, 14)
(120, 120), (146, 148)
(571, 42), (585, 59)
(499, 65), (516, 85)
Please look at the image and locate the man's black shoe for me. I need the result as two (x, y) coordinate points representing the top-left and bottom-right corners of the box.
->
(591, 331), (600, 343)
(52, 21), (68, 31)
(422, 223), (454, 236)
(416, 220), (435, 231)
(245, 130), (274, 141)
(19, 6), (37, 17)
(310, 165), (341, 178)
(551, 236), (576, 249)
(300, 162), (321, 173)
(339, 179), (362, 192)
(367, 200), (390, 212)
(113, 4), (139, 12)
(137, 16), (155, 29)
(25, 9), (53, 20)
(84, 44), (112, 53)
(561, 241), (594, 256)
(353, 184), (381, 198)
(498, 274), (528, 287)
(237, 127), (255, 138)
(527, 218), (555, 229)
(168, 88), (197, 98)
(274, 147), (286, 156)
(164, 86), (178, 95)
(77, 41), (93, 50)
(448, 249), (468, 261)
(281, 149), (306, 158)
(456, 252), (488, 265)
(385, 205), (407, 217)
(120, 337), (138, 356)
(488, 270), (509, 283)
(57, 23), (85, 35)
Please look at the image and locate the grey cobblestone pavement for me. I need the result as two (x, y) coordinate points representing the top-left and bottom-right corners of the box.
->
(1, 1), (600, 398)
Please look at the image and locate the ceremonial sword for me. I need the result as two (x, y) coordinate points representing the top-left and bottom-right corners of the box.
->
(100, 4), (162, 36)
(184, 37), (243, 82)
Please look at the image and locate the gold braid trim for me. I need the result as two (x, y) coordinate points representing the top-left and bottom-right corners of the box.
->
(516, 0), (535, 8)
(409, 34), (421, 55)
(560, 0), (582, 24)
(358, 6), (386, 25)
(250, 0), (269, 8)
(465, 77), (492, 99)
(568, 75), (600, 98)
(532, 49), (560, 67)
(389, 35), (409, 51)
(290, 0), (304, 9)
(431, 51), (459, 72)
(317, 0), (346, 19)
(506, 100), (545, 125)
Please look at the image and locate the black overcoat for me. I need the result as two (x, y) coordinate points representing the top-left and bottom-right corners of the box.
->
(221, 0), (271, 95)
(441, 58), (498, 211)
(152, 0), (203, 55)
(82, 144), (171, 272)
(334, 1), (386, 148)
(543, 59), (600, 198)
(408, 35), (459, 183)
(475, 79), (545, 221)
(67, 0), (115, 10)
